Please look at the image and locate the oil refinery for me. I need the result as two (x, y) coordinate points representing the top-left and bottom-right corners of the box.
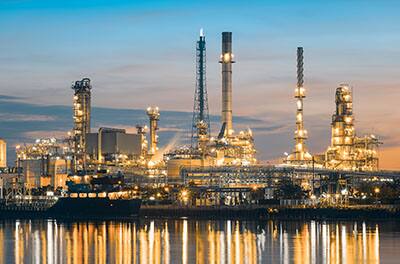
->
(0, 30), (397, 209)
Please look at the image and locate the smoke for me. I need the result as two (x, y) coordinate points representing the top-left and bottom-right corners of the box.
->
(152, 132), (183, 161)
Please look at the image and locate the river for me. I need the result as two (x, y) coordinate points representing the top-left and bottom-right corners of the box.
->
(0, 219), (399, 263)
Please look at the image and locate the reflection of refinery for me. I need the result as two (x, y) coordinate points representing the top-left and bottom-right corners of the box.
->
(0, 219), (382, 263)
(5, 30), (385, 191)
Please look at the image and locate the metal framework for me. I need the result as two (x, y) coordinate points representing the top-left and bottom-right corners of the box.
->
(287, 47), (312, 164)
(181, 165), (400, 188)
(191, 29), (210, 149)
(72, 78), (92, 171)
(325, 84), (380, 170)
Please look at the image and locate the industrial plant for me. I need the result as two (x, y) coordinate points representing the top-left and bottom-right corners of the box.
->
(1, 30), (397, 210)
(165, 31), (256, 179)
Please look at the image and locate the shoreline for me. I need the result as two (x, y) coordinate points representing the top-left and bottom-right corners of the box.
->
(0, 205), (399, 221)
(139, 205), (400, 220)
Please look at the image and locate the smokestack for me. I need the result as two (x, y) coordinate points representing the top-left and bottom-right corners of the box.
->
(220, 32), (235, 136)
(146, 107), (160, 155)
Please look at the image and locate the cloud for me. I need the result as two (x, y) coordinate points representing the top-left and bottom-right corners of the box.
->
(23, 130), (68, 139)
(0, 113), (56, 122)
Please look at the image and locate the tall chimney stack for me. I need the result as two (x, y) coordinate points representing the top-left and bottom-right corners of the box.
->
(220, 32), (235, 136)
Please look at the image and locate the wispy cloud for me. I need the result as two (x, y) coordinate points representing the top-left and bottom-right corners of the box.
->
(0, 113), (56, 122)
(23, 130), (67, 139)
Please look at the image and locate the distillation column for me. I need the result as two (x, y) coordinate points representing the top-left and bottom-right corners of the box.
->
(146, 107), (160, 156)
(220, 32), (235, 136)
(287, 47), (312, 164)
(326, 84), (355, 169)
(71, 78), (92, 171)
(192, 29), (210, 150)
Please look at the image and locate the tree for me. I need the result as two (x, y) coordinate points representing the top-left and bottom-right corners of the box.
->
(274, 178), (306, 199)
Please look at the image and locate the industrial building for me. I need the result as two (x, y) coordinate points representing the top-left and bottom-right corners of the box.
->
(9, 75), (164, 190)
(68, 75), (164, 178)
(83, 111), (161, 171)
(15, 138), (71, 189)
(86, 128), (144, 163)
(0, 139), (6, 168)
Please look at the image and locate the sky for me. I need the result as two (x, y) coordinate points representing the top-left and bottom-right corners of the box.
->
(0, 0), (399, 169)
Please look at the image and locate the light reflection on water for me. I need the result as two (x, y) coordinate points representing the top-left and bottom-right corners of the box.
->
(0, 219), (399, 263)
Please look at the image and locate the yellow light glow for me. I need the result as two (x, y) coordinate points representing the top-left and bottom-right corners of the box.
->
(296, 100), (302, 109)
(223, 53), (231, 62)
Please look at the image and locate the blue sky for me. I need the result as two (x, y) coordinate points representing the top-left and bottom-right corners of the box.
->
(0, 0), (399, 167)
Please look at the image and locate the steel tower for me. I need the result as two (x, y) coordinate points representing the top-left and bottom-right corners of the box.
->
(287, 47), (312, 164)
(191, 29), (210, 149)
(72, 78), (92, 171)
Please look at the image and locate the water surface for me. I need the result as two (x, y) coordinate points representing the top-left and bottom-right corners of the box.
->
(0, 219), (399, 263)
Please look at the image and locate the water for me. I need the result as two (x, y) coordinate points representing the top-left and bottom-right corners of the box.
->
(1, 219), (400, 263)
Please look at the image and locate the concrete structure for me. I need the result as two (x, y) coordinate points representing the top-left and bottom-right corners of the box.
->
(0, 139), (6, 168)
(86, 128), (143, 162)
(71, 78), (92, 171)
(286, 47), (312, 165)
(220, 32), (235, 136)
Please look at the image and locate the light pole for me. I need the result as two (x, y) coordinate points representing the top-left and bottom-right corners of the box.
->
(374, 187), (380, 205)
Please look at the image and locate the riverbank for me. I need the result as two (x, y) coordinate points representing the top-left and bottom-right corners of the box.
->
(140, 205), (400, 220)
